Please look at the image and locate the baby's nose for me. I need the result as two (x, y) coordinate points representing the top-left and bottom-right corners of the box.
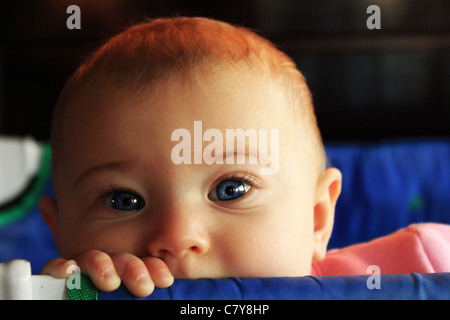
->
(146, 208), (210, 260)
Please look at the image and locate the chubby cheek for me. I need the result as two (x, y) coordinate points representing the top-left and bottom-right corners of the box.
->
(57, 225), (100, 259)
(235, 239), (312, 277)
(223, 240), (311, 278)
(220, 215), (313, 278)
(57, 213), (140, 259)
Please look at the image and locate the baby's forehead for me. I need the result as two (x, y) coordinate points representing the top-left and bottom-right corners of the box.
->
(63, 63), (315, 164)
(78, 61), (281, 111)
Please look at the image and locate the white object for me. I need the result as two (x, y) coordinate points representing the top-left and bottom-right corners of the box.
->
(0, 136), (42, 206)
(0, 260), (66, 300)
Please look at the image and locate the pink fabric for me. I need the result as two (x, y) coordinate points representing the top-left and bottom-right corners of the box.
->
(312, 223), (450, 276)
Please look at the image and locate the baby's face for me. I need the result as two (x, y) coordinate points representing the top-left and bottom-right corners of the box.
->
(49, 65), (330, 278)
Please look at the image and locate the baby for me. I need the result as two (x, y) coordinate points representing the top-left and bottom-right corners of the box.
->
(38, 16), (343, 297)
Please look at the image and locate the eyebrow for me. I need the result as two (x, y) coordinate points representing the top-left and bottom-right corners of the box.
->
(74, 160), (135, 186)
(202, 150), (271, 167)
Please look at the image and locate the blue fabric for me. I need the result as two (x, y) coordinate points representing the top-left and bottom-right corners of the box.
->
(100, 273), (450, 300)
(0, 174), (58, 274)
(326, 139), (450, 249)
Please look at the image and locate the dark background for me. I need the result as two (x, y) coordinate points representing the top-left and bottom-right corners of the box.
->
(0, 0), (449, 143)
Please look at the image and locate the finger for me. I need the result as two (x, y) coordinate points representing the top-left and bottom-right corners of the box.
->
(142, 257), (174, 288)
(75, 250), (121, 292)
(40, 258), (77, 279)
(109, 252), (155, 297)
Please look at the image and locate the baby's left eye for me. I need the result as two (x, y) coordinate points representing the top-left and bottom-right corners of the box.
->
(208, 180), (251, 201)
(102, 190), (145, 211)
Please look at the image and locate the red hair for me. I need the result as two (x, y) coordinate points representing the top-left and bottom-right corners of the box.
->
(64, 17), (305, 92)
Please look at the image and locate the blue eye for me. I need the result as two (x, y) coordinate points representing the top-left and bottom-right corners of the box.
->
(209, 179), (251, 201)
(103, 190), (145, 211)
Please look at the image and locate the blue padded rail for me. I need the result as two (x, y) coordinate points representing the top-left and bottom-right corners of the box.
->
(99, 273), (450, 300)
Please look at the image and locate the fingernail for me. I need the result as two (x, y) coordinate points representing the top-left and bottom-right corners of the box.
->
(136, 272), (151, 284)
(136, 273), (154, 294)
(157, 267), (173, 280)
(65, 259), (77, 266)
(103, 269), (119, 282)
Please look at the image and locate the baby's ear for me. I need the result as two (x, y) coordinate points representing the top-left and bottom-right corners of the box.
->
(39, 196), (60, 250)
(312, 168), (342, 261)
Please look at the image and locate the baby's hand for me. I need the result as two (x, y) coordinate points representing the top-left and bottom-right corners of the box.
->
(41, 250), (174, 297)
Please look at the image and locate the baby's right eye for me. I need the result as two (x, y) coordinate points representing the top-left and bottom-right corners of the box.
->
(102, 190), (145, 211)
(208, 179), (251, 201)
